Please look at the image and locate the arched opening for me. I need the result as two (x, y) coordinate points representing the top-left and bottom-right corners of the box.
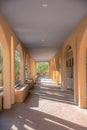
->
(0, 43), (3, 91)
(15, 47), (21, 83)
(14, 43), (24, 86)
(66, 46), (74, 90)
(36, 62), (49, 77)
(25, 55), (29, 81)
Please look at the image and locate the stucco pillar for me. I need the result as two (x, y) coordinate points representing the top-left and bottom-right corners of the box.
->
(78, 51), (87, 108)
(59, 68), (61, 84)
(3, 47), (11, 109)
(73, 46), (78, 104)
(10, 36), (15, 104)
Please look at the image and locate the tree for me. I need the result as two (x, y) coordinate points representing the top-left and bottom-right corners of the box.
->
(15, 49), (21, 81)
(36, 62), (49, 74)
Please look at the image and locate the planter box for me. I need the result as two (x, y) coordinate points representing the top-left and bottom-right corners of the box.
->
(0, 92), (3, 110)
(26, 79), (34, 89)
(15, 84), (29, 103)
(28, 80), (34, 89)
(15, 77), (37, 103)
(33, 75), (38, 84)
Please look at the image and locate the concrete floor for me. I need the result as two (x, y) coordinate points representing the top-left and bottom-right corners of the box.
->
(0, 78), (87, 130)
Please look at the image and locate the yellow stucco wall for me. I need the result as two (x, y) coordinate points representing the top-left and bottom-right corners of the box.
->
(0, 15), (87, 109)
(49, 17), (87, 108)
(0, 16), (36, 109)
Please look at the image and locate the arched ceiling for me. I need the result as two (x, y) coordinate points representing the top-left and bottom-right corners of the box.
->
(0, 0), (87, 61)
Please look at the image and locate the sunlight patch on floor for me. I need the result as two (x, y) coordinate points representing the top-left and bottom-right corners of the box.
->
(26, 119), (33, 124)
(18, 115), (22, 119)
(29, 78), (87, 128)
(44, 118), (75, 130)
(11, 124), (18, 130)
(24, 124), (35, 130)
(40, 78), (56, 83)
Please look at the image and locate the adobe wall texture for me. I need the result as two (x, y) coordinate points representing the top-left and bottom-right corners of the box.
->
(0, 16), (36, 109)
(0, 15), (87, 109)
(49, 17), (87, 108)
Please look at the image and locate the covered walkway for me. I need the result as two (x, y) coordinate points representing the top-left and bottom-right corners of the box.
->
(0, 1), (87, 110)
(0, 78), (87, 130)
(0, 1), (87, 129)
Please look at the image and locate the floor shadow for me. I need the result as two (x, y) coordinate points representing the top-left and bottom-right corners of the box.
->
(31, 79), (75, 106)
(0, 106), (87, 130)
(24, 85), (40, 108)
(0, 77), (86, 130)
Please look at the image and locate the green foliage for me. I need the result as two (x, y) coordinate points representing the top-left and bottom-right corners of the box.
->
(15, 49), (21, 80)
(25, 63), (29, 80)
(36, 62), (49, 74)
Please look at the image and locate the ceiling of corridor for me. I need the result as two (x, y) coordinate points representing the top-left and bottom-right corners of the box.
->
(0, 0), (87, 61)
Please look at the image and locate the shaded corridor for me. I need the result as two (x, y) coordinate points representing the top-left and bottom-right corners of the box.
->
(0, 78), (87, 130)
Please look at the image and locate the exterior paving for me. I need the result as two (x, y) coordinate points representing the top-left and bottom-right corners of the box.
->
(0, 78), (87, 130)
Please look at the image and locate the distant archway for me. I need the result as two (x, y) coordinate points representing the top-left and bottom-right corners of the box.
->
(63, 45), (74, 91)
(25, 54), (30, 80)
(15, 47), (21, 82)
(15, 44), (24, 84)
(66, 46), (74, 90)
